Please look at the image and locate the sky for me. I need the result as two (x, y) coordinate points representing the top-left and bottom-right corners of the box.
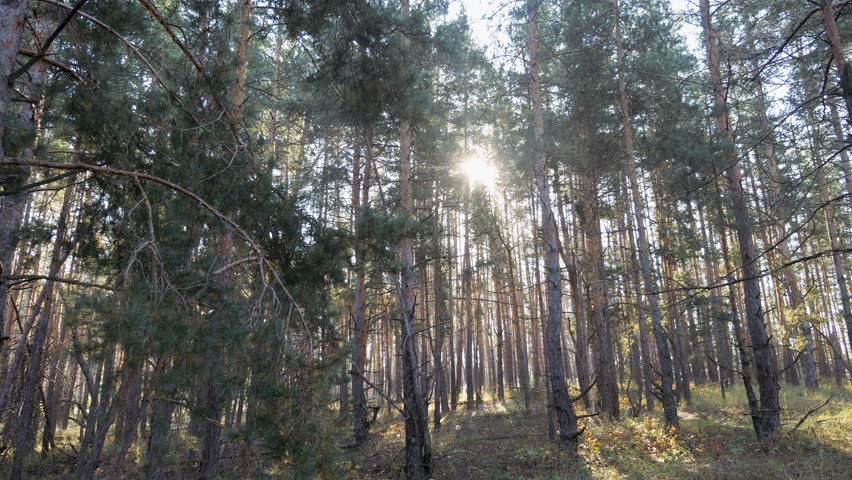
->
(447, 0), (705, 56)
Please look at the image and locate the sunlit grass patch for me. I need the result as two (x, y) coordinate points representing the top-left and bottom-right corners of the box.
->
(355, 384), (852, 479)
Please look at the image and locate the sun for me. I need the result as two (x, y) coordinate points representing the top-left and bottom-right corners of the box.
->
(461, 156), (498, 188)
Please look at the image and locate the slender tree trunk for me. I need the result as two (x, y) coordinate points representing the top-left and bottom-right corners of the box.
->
(578, 173), (620, 420)
(499, 227), (530, 410)
(492, 251), (506, 402)
(352, 127), (370, 443)
(448, 210), (458, 410)
(432, 192), (448, 429)
(11, 179), (76, 479)
(809, 124), (852, 361)
(700, 0), (780, 440)
(0, 0), (31, 330)
(528, 199), (545, 392)
(474, 262), (485, 405)
(528, 0), (580, 453)
(614, 0), (674, 420)
(463, 183), (475, 409)
(397, 4), (431, 475)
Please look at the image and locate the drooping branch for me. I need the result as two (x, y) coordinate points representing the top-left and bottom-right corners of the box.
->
(1, 157), (312, 352)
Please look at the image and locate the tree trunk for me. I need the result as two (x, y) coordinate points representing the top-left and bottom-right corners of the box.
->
(821, 0), (852, 124)
(432, 191), (448, 429)
(492, 251), (506, 402)
(700, 0), (780, 440)
(10, 179), (75, 479)
(498, 223), (530, 410)
(528, 0), (580, 453)
(809, 123), (852, 365)
(0, 0), (31, 330)
(397, 3), (431, 474)
(578, 173), (620, 420)
(351, 126), (371, 443)
(555, 180), (592, 410)
(463, 183), (475, 409)
(614, 0), (674, 420)
(530, 197), (555, 438)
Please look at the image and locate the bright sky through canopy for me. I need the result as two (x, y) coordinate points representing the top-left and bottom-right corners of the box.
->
(461, 156), (498, 187)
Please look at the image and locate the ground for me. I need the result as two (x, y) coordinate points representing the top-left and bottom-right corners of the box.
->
(350, 384), (852, 479)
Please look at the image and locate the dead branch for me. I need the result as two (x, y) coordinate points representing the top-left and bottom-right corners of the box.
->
(789, 396), (832, 435)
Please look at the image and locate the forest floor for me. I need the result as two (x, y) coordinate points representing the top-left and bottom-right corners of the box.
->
(351, 384), (852, 479)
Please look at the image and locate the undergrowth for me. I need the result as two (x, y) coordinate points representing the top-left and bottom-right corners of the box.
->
(356, 384), (852, 479)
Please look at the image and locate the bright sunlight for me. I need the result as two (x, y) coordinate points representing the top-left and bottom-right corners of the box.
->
(461, 156), (498, 188)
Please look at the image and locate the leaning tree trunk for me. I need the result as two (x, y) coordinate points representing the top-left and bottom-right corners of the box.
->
(700, 0), (780, 441)
(528, 0), (580, 454)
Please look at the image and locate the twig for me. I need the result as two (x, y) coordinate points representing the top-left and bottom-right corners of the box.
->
(2, 274), (114, 291)
(350, 364), (406, 418)
(11, 0), (89, 81)
(17, 49), (83, 83)
(789, 396), (832, 435)
(213, 256), (259, 275)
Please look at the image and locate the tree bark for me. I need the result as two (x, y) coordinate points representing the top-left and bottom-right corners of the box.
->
(821, 0), (852, 124)
(463, 183), (475, 409)
(0, 0), (30, 344)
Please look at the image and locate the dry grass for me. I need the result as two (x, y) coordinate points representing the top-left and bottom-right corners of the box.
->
(352, 384), (852, 479)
